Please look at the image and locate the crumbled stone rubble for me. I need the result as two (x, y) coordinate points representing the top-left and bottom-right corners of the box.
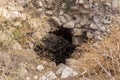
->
(38, 0), (119, 46)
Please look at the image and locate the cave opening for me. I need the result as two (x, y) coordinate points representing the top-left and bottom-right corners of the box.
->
(34, 27), (76, 65)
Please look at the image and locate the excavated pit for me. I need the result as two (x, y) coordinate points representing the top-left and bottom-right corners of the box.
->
(34, 27), (88, 65)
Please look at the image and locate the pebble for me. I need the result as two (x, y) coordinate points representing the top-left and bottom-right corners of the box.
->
(37, 64), (44, 71)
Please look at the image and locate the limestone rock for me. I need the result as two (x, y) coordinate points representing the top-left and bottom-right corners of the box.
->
(46, 11), (53, 16)
(59, 16), (67, 24)
(56, 64), (78, 78)
(63, 21), (75, 28)
(94, 35), (102, 41)
(51, 16), (62, 26)
(89, 23), (98, 30)
(64, 14), (72, 22)
(76, 0), (84, 4)
(72, 29), (82, 36)
(80, 16), (89, 26)
(12, 42), (22, 50)
(112, 0), (120, 9)
(0, 7), (11, 19)
(87, 32), (93, 39)
(37, 64), (44, 71)
(102, 15), (111, 24)
(39, 71), (57, 80)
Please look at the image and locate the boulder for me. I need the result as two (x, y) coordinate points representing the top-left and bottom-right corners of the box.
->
(56, 64), (78, 78)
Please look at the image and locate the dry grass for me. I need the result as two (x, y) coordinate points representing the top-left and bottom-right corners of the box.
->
(71, 16), (120, 80)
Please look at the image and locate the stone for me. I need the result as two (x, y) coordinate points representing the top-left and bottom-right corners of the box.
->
(37, 64), (44, 71)
(59, 16), (67, 24)
(11, 11), (21, 18)
(26, 77), (30, 80)
(93, 14), (101, 24)
(112, 0), (120, 9)
(89, 23), (98, 30)
(56, 64), (78, 78)
(56, 63), (66, 75)
(79, 7), (89, 14)
(72, 29), (82, 36)
(0, 7), (11, 19)
(39, 71), (57, 80)
(33, 1), (43, 8)
(87, 32), (93, 39)
(99, 26), (106, 32)
(33, 76), (38, 80)
(84, 4), (90, 9)
(63, 21), (75, 28)
(59, 11), (64, 16)
(46, 11), (53, 16)
(76, 0), (84, 4)
(18, 63), (28, 77)
(75, 23), (81, 28)
(71, 6), (79, 11)
(80, 16), (88, 26)
(64, 14), (72, 22)
(102, 15), (111, 24)
(94, 35), (102, 41)
(94, 31), (101, 35)
(51, 16), (62, 26)
(16, 0), (28, 7)
(12, 42), (22, 50)
(72, 36), (81, 45)
(91, 2), (99, 10)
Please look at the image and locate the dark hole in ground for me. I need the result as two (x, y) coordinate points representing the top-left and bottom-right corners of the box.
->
(50, 27), (73, 43)
(34, 28), (75, 65)
(34, 27), (88, 65)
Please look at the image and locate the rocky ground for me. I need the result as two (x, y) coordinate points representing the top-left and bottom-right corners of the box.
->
(0, 0), (120, 80)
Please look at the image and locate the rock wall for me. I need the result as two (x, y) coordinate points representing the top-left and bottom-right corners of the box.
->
(30, 0), (118, 46)
(48, 0), (120, 46)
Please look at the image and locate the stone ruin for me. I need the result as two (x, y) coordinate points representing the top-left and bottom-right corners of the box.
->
(47, 0), (119, 46)
(15, 0), (120, 46)
(16, 0), (120, 64)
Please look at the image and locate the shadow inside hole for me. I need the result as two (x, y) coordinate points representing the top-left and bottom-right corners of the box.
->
(34, 28), (75, 65)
